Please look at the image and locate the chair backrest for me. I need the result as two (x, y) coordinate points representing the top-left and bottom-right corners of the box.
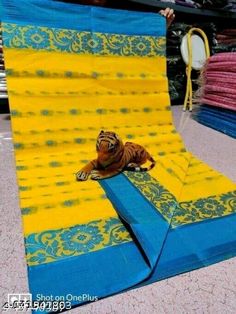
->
(180, 28), (210, 70)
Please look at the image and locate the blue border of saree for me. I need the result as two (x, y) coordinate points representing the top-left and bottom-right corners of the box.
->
(28, 173), (236, 313)
(101, 175), (236, 285)
(0, 0), (165, 36)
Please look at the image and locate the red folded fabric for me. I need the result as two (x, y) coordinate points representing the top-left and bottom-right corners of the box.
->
(205, 93), (236, 105)
(200, 97), (236, 111)
(205, 77), (236, 87)
(207, 52), (236, 63)
(204, 85), (236, 96)
(219, 29), (236, 36)
(197, 52), (236, 111)
(206, 62), (236, 72)
(205, 71), (236, 80)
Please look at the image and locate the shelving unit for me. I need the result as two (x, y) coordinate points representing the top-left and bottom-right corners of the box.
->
(124, 0), (236, 106)
(0, 26), (7, 99)
(128, 0), (236, 19)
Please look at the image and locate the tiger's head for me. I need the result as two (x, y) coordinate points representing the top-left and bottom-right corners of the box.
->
(96, 130), (124, 167)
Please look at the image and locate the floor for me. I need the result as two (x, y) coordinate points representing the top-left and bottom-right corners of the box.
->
(0, 106), (235, 314)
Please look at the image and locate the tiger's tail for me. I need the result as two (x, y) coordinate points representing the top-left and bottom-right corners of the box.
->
(126, 157), (156, 172)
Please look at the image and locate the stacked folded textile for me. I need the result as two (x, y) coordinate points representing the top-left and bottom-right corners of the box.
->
(199, 52), (236, 110)
(160, 0), (229, 9)
(223, 0), (236, 12)
(213, 28), (236, 53)
(160, 0), (199, 8)
(194, 105), (236, 138)
(195, 0), (228, 9)
(194, 52), (236, 137)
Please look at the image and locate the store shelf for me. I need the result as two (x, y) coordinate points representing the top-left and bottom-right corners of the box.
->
(128, 0), (236, 19)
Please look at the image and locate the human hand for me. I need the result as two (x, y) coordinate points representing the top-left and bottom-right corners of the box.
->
(159, 7), (175, 28)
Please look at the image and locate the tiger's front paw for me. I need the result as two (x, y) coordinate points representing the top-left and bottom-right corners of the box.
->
(75, 171), (90, 181)
(90, 170), (103, 180)
(127, 162), (139, 168)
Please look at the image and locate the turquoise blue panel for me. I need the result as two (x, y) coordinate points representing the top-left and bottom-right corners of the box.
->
(0, 0), (166, 36)
(146, 212), (236, 283)
(28, 242), (151, 314)
(101, 174), (171, 268)
(101, 174), (236, 285)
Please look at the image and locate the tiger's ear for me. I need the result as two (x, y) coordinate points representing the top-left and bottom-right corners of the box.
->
(99, 130), (104, 135)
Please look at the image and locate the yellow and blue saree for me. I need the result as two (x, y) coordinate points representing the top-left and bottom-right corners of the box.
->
(0, 0), (236, 312)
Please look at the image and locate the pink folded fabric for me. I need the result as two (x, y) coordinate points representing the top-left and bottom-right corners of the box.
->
(205, 78), (236, 87)
(204, 93), (236, 105)
(205, 71), (236, 78)
(200, 98), (236, 111)
(206, 62), (236, 72)
(197, 52), (236, 112)
(204, 85), (236, 96)
(205, 72), (236, 82)
(207, 52), (236, 63)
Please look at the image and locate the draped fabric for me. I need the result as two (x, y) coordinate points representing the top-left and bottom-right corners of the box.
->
(1, 1), (236, 313)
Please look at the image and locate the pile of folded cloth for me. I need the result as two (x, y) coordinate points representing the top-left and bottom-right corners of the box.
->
(159, 0), (200, 8)
(223, 0), (236, 12)
(213, 28), (236, 53)
(193, 52), (236, 138)
(160, 0), (236, 11)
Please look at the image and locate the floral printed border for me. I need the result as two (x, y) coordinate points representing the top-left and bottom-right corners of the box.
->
(25, 217), (131, 266)
(3, 23), (166, 57)
(126, 172), (236, 228)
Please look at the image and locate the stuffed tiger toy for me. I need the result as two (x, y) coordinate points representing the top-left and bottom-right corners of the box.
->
(76, 130), (155, 181)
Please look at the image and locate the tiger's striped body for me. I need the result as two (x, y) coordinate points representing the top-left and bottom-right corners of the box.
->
(76, 131), (155, 181)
